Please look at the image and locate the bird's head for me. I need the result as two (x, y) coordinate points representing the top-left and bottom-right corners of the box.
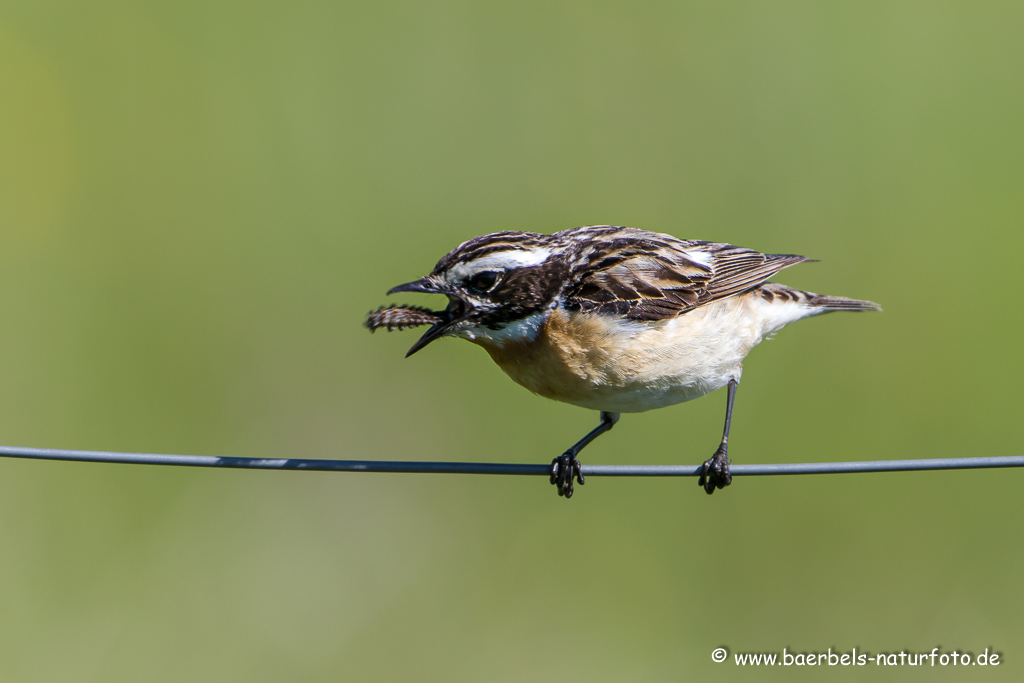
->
(386, 232), (568, 356)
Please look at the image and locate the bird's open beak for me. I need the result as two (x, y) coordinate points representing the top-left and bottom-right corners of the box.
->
(386, 278), (470, 357)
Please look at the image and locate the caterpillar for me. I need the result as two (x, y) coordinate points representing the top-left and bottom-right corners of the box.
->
(364, 305), (443, 332)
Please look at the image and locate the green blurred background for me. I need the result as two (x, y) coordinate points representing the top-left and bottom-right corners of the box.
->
(1, 1), (1022, 680)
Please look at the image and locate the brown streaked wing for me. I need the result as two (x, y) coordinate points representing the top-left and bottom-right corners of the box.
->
(703, 245), (810, 300)
(564, 236), (809, 321)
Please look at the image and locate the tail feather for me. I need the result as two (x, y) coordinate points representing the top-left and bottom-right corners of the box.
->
(807, 294), (882, 312)
(755, 283), (881, 312)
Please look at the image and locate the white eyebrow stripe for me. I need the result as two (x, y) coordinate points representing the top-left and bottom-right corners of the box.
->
(449, 248), (552, 279)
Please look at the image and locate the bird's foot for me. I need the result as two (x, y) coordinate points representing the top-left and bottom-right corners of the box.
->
(550, 453), (584, 499)
(698, 445), (731, 495)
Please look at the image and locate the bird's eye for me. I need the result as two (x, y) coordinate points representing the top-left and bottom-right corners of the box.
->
(467, 270), (501, 293)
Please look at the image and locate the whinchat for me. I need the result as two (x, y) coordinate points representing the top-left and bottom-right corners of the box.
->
(370, 226), (880, 498)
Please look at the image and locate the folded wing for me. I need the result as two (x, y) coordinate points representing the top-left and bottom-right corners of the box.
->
(563, 231), (809, 321)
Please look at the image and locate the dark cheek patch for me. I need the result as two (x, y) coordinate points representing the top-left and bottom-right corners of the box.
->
(477, 262), (567, 328)
(492, 263), (566, 310)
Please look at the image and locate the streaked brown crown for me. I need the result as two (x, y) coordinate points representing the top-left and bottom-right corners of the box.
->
(432, 231), (549, 274)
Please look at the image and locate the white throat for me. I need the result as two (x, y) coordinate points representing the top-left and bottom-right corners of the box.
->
(454, 311), (548, 347)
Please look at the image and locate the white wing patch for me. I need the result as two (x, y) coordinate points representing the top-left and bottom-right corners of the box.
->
(682, 248), (713, 267)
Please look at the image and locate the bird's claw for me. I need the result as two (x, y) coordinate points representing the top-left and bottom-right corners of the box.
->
(698, 445), (731, 495)
(550, 453), (585, 499)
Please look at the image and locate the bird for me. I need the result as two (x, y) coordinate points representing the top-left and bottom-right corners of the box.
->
(377, 225), (880, 498)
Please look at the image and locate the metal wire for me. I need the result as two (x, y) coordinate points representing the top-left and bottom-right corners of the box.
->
(1, 445), (1023, 477)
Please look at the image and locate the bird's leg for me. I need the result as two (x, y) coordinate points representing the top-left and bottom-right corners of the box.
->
(699, 379), (737, 495)
(551, 411), (619, 499)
